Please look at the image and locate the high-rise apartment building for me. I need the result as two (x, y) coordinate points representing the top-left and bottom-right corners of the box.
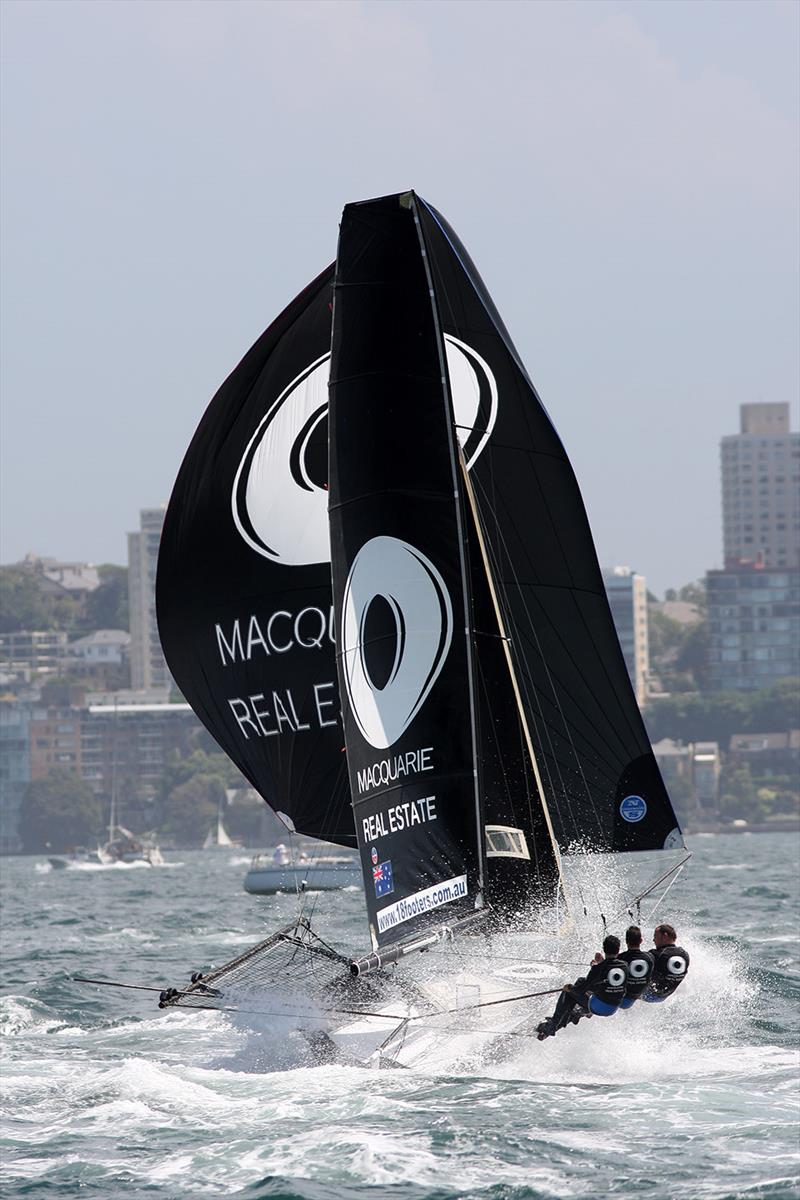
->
(602, 566), (649, 707)
(706, 562), (799, 692)
(128, 507), (171, 695)
(0, 697), (32, 853)
(720, 403), (800, 570)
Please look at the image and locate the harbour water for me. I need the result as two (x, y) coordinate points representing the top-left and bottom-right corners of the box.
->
(1, 833), (798, 1199)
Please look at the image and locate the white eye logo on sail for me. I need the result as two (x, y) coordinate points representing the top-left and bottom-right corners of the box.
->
(341, 536), (453, 750)
(231, 337), (498, 564)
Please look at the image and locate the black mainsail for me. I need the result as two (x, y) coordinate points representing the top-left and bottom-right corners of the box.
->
(328, 195), (487, 951)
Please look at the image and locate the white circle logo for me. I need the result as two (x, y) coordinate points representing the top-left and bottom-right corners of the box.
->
(628, 958), (649, 979)
(607, 967), (626, 988)
(341, 536), (453, 749)
(231, 337), (498, 564)
(667, 955), (686, 977)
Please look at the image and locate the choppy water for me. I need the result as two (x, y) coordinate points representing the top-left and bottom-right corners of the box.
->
(1, 834), (798, 1200)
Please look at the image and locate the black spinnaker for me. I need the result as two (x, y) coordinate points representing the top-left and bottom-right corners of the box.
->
(155, 264), (355, 846)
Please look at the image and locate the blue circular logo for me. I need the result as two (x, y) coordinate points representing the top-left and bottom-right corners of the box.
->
(620, 794), (647, 823)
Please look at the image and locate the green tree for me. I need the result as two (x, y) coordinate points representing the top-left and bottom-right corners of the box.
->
(674, 621), (710, 691)
(678, 580), (706, 609)
(160, 774), (224, 845)
(157, 748), (240, 804)
(664, 771), (695, 827)
(749, 678), (800, 733)
(647, 680), (800, 745)
(0, 568), (54, 632)
(647, 609), (685, 663)
(83, 565), (129, 631)
(18, 770), (105, 852)
(718, 763), (764, 822)
(225, 794), (270, 845)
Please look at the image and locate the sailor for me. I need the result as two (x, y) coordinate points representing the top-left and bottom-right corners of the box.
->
(642, 922), (690, 1003)
(618, 925), (654, 1010)
(537, 934), (628, 1039)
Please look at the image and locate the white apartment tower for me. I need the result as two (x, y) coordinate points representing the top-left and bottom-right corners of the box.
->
(128, 507), (171, 694)
(720, 403), (800, 569)
(602, 566), (649, 707)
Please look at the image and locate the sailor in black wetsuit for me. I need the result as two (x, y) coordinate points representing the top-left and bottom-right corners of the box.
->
(618, 924), (654, 1010)
(537, 934), (628, 1039)
(642, 922), (690, 1004)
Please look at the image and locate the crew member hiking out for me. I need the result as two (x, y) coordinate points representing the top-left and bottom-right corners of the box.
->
(618, 925), (654, 1010)
(537, 934), (628, 1040)
(643, 922), (690, 1003)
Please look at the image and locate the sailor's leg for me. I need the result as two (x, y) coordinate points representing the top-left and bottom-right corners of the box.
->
(538, 978), (587, 1038)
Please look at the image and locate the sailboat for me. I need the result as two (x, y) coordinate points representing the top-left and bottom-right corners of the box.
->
(97, 700), (163, 866)
(154, 192), (687, 1066)
(202, 795), (237, 850)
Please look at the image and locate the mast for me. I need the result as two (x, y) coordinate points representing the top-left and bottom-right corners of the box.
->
(409, 193), (485, 896)
(108, 696), (118, 843)
(458, 452), (567, 905)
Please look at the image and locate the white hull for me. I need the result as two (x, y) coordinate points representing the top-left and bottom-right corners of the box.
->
(243, 860), (362, 894)
(97, 843), (164, 866)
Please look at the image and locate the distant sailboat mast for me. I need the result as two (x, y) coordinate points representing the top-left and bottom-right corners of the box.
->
(204, 794), (234, 849)
(108, 697), (119, 843)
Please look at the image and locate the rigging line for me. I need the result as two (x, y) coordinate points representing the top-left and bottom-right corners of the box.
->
(470, 470), (636, 783)
(74, 978), (566, 1026)
(468, 474), (595, 849)
(460, 458), (564, 882)
(469, 478), (596, 917)
(406, 985), (562, 1020)
(470, 454), (645, 764)
(177, 985), (564, 1024)
(401, 947), (595, 967)
(643, 856), (691, 922)
(75, 977), (176, 994)
(473, 663), (537, 871)
(472, 589), (544, 876)
(606, 851), (693, 924)
(414, 198), (487, 897)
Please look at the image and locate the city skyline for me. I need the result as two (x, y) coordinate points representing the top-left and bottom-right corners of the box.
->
(2, 397), (797, 600)
(2, 1), (798, 599)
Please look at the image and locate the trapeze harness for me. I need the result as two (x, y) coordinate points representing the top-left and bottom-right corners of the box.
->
(642, 944), (690, 1004)
(618, 948), (654, 1010)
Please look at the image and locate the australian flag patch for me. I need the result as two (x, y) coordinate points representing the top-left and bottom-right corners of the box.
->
(373, 859), (394, 898)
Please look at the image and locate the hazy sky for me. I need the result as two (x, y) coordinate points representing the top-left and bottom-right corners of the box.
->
(1, 0), (797, 596)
